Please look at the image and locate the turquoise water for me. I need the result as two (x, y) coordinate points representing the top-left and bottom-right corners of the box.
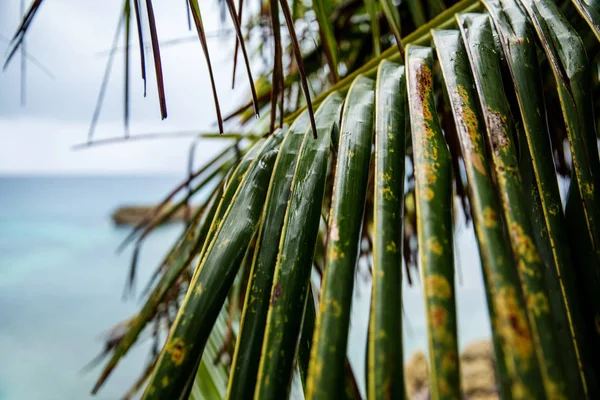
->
(0, 176), (183, 399)
(0, 176), (491, 399)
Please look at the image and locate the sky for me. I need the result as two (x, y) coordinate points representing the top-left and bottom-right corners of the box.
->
(0, 0), (254, 174)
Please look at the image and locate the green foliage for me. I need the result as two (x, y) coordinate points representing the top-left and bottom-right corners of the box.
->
(406, 44), (459, 400)
(368, 60), (407, 400)
(7, 0), (600, 398)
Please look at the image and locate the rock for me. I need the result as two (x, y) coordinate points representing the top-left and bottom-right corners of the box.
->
(461, 341), (498, 400)
(405, 351), (429, 399)
(404, 340), (498, 400)
(111, 204), (200, 226)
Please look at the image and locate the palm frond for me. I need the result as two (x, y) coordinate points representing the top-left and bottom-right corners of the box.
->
(368, 59), (406, 400)
(306, 75), (375, 399)
(406, 44), (459, 399)
(311, 0), (339, 82)
(142, 131), (284, 398)
(143, 0), (168, 119)
(254, 93), (344, 399)
(7, 0), (600, 398)
(188, 0), (224, 133)
(432, 27), (516, 396)
(226, 113), (308, 399)
(96, 0), (597, 395)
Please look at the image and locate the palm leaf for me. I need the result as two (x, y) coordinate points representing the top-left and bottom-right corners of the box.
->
(406, 44), (459, 399)
(306, 75), (375, 399)
(143, 0), (168, 119)
(269, 0), (285, 132)
(278, 0), (319, 139)
(3, 0), (44, 69)
(283, 0), (481, 123)
(406, 0), (428, 27)
(571, 0), (600, 42)
(458, 12), (570, 398)
(364, 0), (381, 55)
(519, 0), (600, 263)
(254, 93), (344, 400)
(368, 59), (406, 400)
(189, 301), (232, 400)
(141, 131), (284, 399)
(519, 0), (600, 374)
(297, 284), (316, 393)
(231, 0), (244, 89)
(131, 0), (147, 94)
(92, 183), (224, 393)
(187, 0), (224, 133)
(311, 0), (339, 82)
(226, 113), (309, 399)
(88, 5), (129, 143)
(124, 0), (131, 137)
(196, 138), (270, 262)
(224, 0), (260, 117)
(426, 0), (446, 18)
(483, 0), (588, 394)
(380, 0), (405, 56)
(433, 28), (514, 397)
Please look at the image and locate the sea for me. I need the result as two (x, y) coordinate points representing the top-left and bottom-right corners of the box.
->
(0, 175), (491, 400)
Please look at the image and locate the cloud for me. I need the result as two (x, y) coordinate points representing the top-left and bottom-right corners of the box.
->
(0, 118), (234, 174)
(0, 0), (254, 173)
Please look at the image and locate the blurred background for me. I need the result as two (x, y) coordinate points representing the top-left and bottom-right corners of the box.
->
(0, 1), (491, 398)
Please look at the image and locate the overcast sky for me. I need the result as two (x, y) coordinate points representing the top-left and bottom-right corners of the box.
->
(0, 0), (254, 174)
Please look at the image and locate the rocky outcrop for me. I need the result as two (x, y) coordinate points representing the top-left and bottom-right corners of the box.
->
(460, 341), (497, 400)
(111, 204), (200, 226)
(405, 351), (429, 399)
(405, 340), (498, 400)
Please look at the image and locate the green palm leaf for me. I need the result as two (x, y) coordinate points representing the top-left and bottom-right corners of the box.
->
(483, 0), (588, 394)
(380, 0), (405, 55)
(254, 93), (344, 400)
(142, 132), (284, 399)
(368, 60), (407, 400)
(189, 302), (232, 400)
(306, 75), (375, 400)
(311, 0), (339, 82)
(519, 0), (600, 263)
(433, 28), (515, 397)
(227, 112), (309, 400)
(364, 0), (381, 55)
(297, 285), (317, 391)
(458, 12), (569, 399)
(571, 0), (600, 42)
(406, 44), (459, 400)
